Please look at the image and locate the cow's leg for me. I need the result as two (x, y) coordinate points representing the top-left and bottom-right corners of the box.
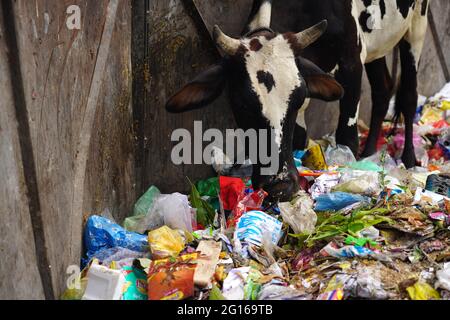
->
(335, 61), (363, 155)
(396, 6), (429, 168)
(361, 57), (393, 157)
(293, 125), (307, 150)
(396, 39), (418, 168)
(293, 98), (310, 150)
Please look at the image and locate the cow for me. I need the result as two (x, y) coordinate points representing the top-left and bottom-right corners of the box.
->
(165, 0), (430, 201)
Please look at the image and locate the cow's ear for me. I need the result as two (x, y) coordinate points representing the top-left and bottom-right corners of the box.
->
(166, 64), (226, 113)
(296, 57), (344, 102)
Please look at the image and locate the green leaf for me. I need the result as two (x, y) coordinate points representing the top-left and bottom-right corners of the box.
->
(347, 222), (366, 234)
(188, 178), (215, 227)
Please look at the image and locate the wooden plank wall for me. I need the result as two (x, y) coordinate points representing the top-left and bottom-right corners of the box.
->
(0, 2), (46, 299)
(134, 0), (238, 195)
(0, 0), (133, 299)
(0, 0), (448, 300)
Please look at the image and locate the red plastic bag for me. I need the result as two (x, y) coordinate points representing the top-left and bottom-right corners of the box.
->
(219, 176), (245, 211)
(227, 189), (267, 227)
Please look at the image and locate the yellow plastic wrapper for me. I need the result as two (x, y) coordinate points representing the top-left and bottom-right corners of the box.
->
(148, 226), (186, 259)
(420, 106), (443, 124)
(406, 282), (441, 300)
(441, 100), (450, 111)
(303, 143), (327, 170)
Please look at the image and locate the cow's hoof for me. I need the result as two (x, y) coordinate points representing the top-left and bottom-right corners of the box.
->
(360, 147), (377, 159)
(401, 149), (417, 169)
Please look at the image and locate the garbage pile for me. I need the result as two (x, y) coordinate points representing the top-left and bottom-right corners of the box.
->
(62, 83), (450, 301)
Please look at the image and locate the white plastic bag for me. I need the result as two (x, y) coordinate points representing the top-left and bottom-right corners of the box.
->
(155, 193), (194, 232)
(279, 191), (317, 234)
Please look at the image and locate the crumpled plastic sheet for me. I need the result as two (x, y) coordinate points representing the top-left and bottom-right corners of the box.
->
(155, 193), (195, 232)
(436, 263), (450, 291)
(309, 173), (340, 200)
(333, 170), (381, 196)
(222, 267), (250, 300)
(315, 192), (369, 212)
(83, 215), (148, 267)
(258, 283), (310, 300)
(89, 247), (147, 268)
(325, 144), (356, 167)
(234, 211), (283, 247)
(279, 191), (317, 234)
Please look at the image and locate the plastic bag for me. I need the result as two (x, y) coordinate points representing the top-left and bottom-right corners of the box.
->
(406, 281), (441, 300)
(234, 211), (283, 247)
(83, 216), (148, 267)
(219, 176), (245, 211)
(309, 172), (340, 199)
(302, 144), (327, 170)
(362, 151), (397, 171)
(89, 247), (146, 268)
(325, 144), (356, 167)
(147, 226), (185, 259)
(154, 193), (195, 232)
(315, 192), (369, 212)
(258, 284), (309, 300)
(221, 266), (262, 301)
(347, 160), (382, 172)
(332, 172), (381, 196)
(222, 267), (250, 300)
(228, 189), (267, 227)
(196, 177), (219, 198)
(279, 191), (317, 234)
(436, 263), (450, 291)
(124, 186), (161, 232)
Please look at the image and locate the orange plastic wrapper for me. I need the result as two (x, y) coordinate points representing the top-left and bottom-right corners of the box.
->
(147, 254), (197, 300)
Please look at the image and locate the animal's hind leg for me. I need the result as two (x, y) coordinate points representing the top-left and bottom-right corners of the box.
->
(396, 5), (429, 168)
(361, 57), (394, 158)
(396, 39), (419, 168)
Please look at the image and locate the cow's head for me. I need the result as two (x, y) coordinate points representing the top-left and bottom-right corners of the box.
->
(166, 4), (343, 201)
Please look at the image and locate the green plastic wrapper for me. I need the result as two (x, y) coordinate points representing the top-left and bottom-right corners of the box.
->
(122, 266), (148, 300)
(195, 177), (219, 197)
(124, 186), (160, 232)
(195, 178), (220, 211)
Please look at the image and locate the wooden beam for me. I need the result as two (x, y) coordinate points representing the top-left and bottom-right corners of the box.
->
(1, 0), (54, 300)
(71, 0), (120, 273)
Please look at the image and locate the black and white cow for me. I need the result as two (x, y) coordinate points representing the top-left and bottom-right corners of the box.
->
(166, 0), (430, 201)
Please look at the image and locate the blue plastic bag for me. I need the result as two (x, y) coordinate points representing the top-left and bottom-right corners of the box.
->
(315, 192), (368, 212)
(293, 150), (307, 168)
(82, 215), (148, 267)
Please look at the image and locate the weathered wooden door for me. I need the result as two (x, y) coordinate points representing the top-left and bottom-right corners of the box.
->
(0, 0), (133, 299)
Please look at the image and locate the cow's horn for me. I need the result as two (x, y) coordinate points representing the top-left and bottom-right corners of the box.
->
(213, 25), (240, 56)
(247, 0), (273, 32)
(294, 20), (328, 50)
